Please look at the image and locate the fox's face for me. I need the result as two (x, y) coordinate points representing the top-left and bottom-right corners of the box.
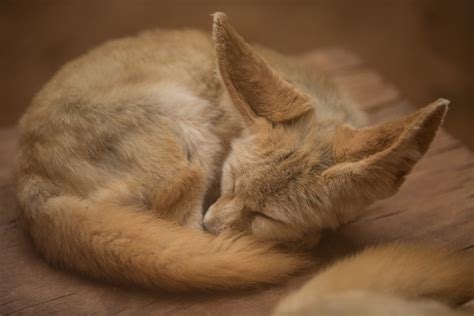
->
(205, 116), (334, 246)
(203, 13), (447, 246)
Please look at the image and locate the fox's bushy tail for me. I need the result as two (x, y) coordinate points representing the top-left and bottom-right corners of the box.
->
(19, 193), (309, 291)
(305, 243), (473, 303)
(275, 243), (474, 315)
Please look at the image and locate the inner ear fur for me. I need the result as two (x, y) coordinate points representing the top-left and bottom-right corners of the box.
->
(333, 99), (449, 164)
(325, 98), (449, 202)
(212, 12), (313, 125)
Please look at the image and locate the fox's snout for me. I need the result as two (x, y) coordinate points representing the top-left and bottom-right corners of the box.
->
(202, 213), (221, 235)
(203, 196), (246, 235)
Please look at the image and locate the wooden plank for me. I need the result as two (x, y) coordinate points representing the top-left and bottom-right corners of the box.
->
(0, 48), (472, 315)
(0, 128), (16, 182)
(0, 128), (17, 226)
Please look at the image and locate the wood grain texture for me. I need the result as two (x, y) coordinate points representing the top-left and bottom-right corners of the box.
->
(0, 48), (472, 315)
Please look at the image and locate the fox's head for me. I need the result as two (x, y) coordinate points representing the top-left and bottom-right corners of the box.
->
(203, 13), (448, 247)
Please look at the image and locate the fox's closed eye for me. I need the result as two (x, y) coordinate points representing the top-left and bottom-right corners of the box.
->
(250, 211), (286, 225)
(250, 211), (303, 242)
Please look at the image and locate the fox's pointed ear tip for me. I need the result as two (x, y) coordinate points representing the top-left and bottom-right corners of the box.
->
(433, 98), (451, 109)
(435, 97), (450, 106)
(432, 98), (450, 111)
(211, 12), (230, 43)
(212, 12), (229, 26)
(424, 98), (449, 118)
(418, 98), (449, 129)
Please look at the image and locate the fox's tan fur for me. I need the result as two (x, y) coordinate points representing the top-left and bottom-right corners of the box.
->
(274, 244), (474, 315)
(203, 13), (448, 247)
(16, 17), (313, 291)
(16, 10), (460, 297)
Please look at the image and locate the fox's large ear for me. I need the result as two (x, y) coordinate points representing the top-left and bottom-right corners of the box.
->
(323, 99), (449, 222)
(212, 12), (313, 125)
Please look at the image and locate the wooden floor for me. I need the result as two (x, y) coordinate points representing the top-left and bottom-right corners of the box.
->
(0, 48), (472, 315)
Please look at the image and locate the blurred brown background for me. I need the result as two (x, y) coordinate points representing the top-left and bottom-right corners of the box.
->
(1, 0), (472, 147)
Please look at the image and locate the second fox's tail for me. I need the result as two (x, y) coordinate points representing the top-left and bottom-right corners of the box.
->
(275, 243), (474, 315)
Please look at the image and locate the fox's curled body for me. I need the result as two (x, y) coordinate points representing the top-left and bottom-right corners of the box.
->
(16, 13), (473, 312)
(17, 25), (344, 290)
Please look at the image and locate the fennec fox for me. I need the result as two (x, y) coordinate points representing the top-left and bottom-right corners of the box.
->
(17, 12), (447, 290)
(274, 244), (474, 316)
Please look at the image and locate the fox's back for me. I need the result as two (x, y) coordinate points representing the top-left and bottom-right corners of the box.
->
(17, 29), (228, 200)
(17, 28), (363, 199)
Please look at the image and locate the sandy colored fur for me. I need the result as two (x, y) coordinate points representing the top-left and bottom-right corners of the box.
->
(274, 244), (474, 315)
(17, 11), (453, 293)
(204, 13), (448, 246)
(21, 192), (309, 290)
(17, 21), (320, 290)
(276, 291), (471, 316)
